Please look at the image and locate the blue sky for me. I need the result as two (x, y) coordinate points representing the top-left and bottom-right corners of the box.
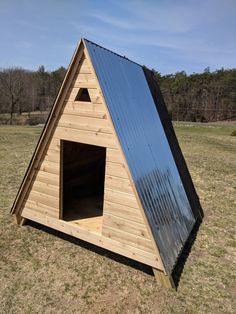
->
(0, 0), (235, 74)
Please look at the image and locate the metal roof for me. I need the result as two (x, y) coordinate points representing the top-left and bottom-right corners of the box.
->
(84, 39), (196, 273)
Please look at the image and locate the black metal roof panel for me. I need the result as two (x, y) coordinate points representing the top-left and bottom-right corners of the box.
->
(84, 39), (196, 273)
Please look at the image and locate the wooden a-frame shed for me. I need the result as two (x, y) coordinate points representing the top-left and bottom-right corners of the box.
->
(11, 39), (203, 288)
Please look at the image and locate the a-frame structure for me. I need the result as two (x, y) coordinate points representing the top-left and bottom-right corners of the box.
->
(11, 39), (203, 288)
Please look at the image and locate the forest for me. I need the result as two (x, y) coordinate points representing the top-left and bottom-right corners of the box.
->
(154, 67), (236, 122)
(0, 66), (66, 120)
(0, 65), (235, 123)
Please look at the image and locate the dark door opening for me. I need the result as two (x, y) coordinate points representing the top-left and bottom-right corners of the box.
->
(61, 140), (106, 233)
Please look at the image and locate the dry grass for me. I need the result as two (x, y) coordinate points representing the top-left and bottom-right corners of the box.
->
(0, 111), (48, 125)
(0, 123), (235, 314)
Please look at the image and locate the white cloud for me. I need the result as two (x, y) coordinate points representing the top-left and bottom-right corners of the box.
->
(70, 0), (236, 73)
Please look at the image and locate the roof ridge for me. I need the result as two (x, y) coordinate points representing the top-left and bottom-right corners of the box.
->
(82, 38), (142, 67)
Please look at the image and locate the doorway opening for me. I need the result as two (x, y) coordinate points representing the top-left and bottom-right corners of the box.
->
(61, 140), (106, 233)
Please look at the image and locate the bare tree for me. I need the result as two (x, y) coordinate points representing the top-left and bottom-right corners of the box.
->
(0, 68), (25, 122)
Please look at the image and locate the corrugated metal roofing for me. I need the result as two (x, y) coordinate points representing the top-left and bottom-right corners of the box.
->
(84, 39), (196, 273)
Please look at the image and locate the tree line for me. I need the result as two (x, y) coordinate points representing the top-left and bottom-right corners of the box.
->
(0, 65), (235, 122)
(154, 67), (236, 122)
(0, 66), (66, 119)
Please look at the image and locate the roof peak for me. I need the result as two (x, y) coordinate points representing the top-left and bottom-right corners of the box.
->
(82, 38), (142, 68)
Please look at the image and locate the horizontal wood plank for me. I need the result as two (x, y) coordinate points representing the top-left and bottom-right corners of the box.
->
(102, 224), (154, 253)
(63, 108), (108, 119)
(103, 213), (150, 239)
(87, 89), (103, 103)
(104, 188), (139, 209)
(72, 81), (97, 89)
(78, 61), (91, 74)
(105, 175), (133, 194)
(23, 200), (58, 218)
(28, 190), (59, 209)
(38, 160), (59, 175)
(105, 162), (128, 179)
(66, 101), (105, 112)
(106, 148), (124, 164)
(21, 209), (162, 269)
(103, 200), (144, 224)
(32, 181), (59, 198)
(72, 72), (97, 88)
(36, 171), (59, 186)
(54, 126), (117, 148)
(48, 138), (61, 152)
(44, 149), (60, 163)
(58, 114), (112, 134)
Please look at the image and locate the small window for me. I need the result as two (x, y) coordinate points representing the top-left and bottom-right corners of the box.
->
(75, 88), (91, 102)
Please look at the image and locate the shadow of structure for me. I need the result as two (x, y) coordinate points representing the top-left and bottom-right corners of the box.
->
(26, 217), (202, 287)
(26, 220), (154, 276)
(171, 218), (202, 288)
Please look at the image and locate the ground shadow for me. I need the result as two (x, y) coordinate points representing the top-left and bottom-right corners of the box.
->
(26, 217), (202, 287)
(26, 220), (154, 276)
(171, 218), (202, 288)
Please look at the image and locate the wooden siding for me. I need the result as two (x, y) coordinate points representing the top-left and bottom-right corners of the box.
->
(22, 208), (161, 268)
(20, 52), (160, 268)
(102, 147), (154, 254)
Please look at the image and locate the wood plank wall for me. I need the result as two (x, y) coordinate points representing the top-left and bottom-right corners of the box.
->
(21, 53), (159, 267)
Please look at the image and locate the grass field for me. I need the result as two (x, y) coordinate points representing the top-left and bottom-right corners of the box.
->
(0, 123), (235, 313)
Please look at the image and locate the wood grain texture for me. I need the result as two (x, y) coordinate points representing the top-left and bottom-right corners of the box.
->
(15, 44), (162, 270)
(11, 41), (85, 220)
(153, 268), (176, 289)
(103, 200), (144, 224)
(22, 208), (161, 268)
(103, 213), (150, 238)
